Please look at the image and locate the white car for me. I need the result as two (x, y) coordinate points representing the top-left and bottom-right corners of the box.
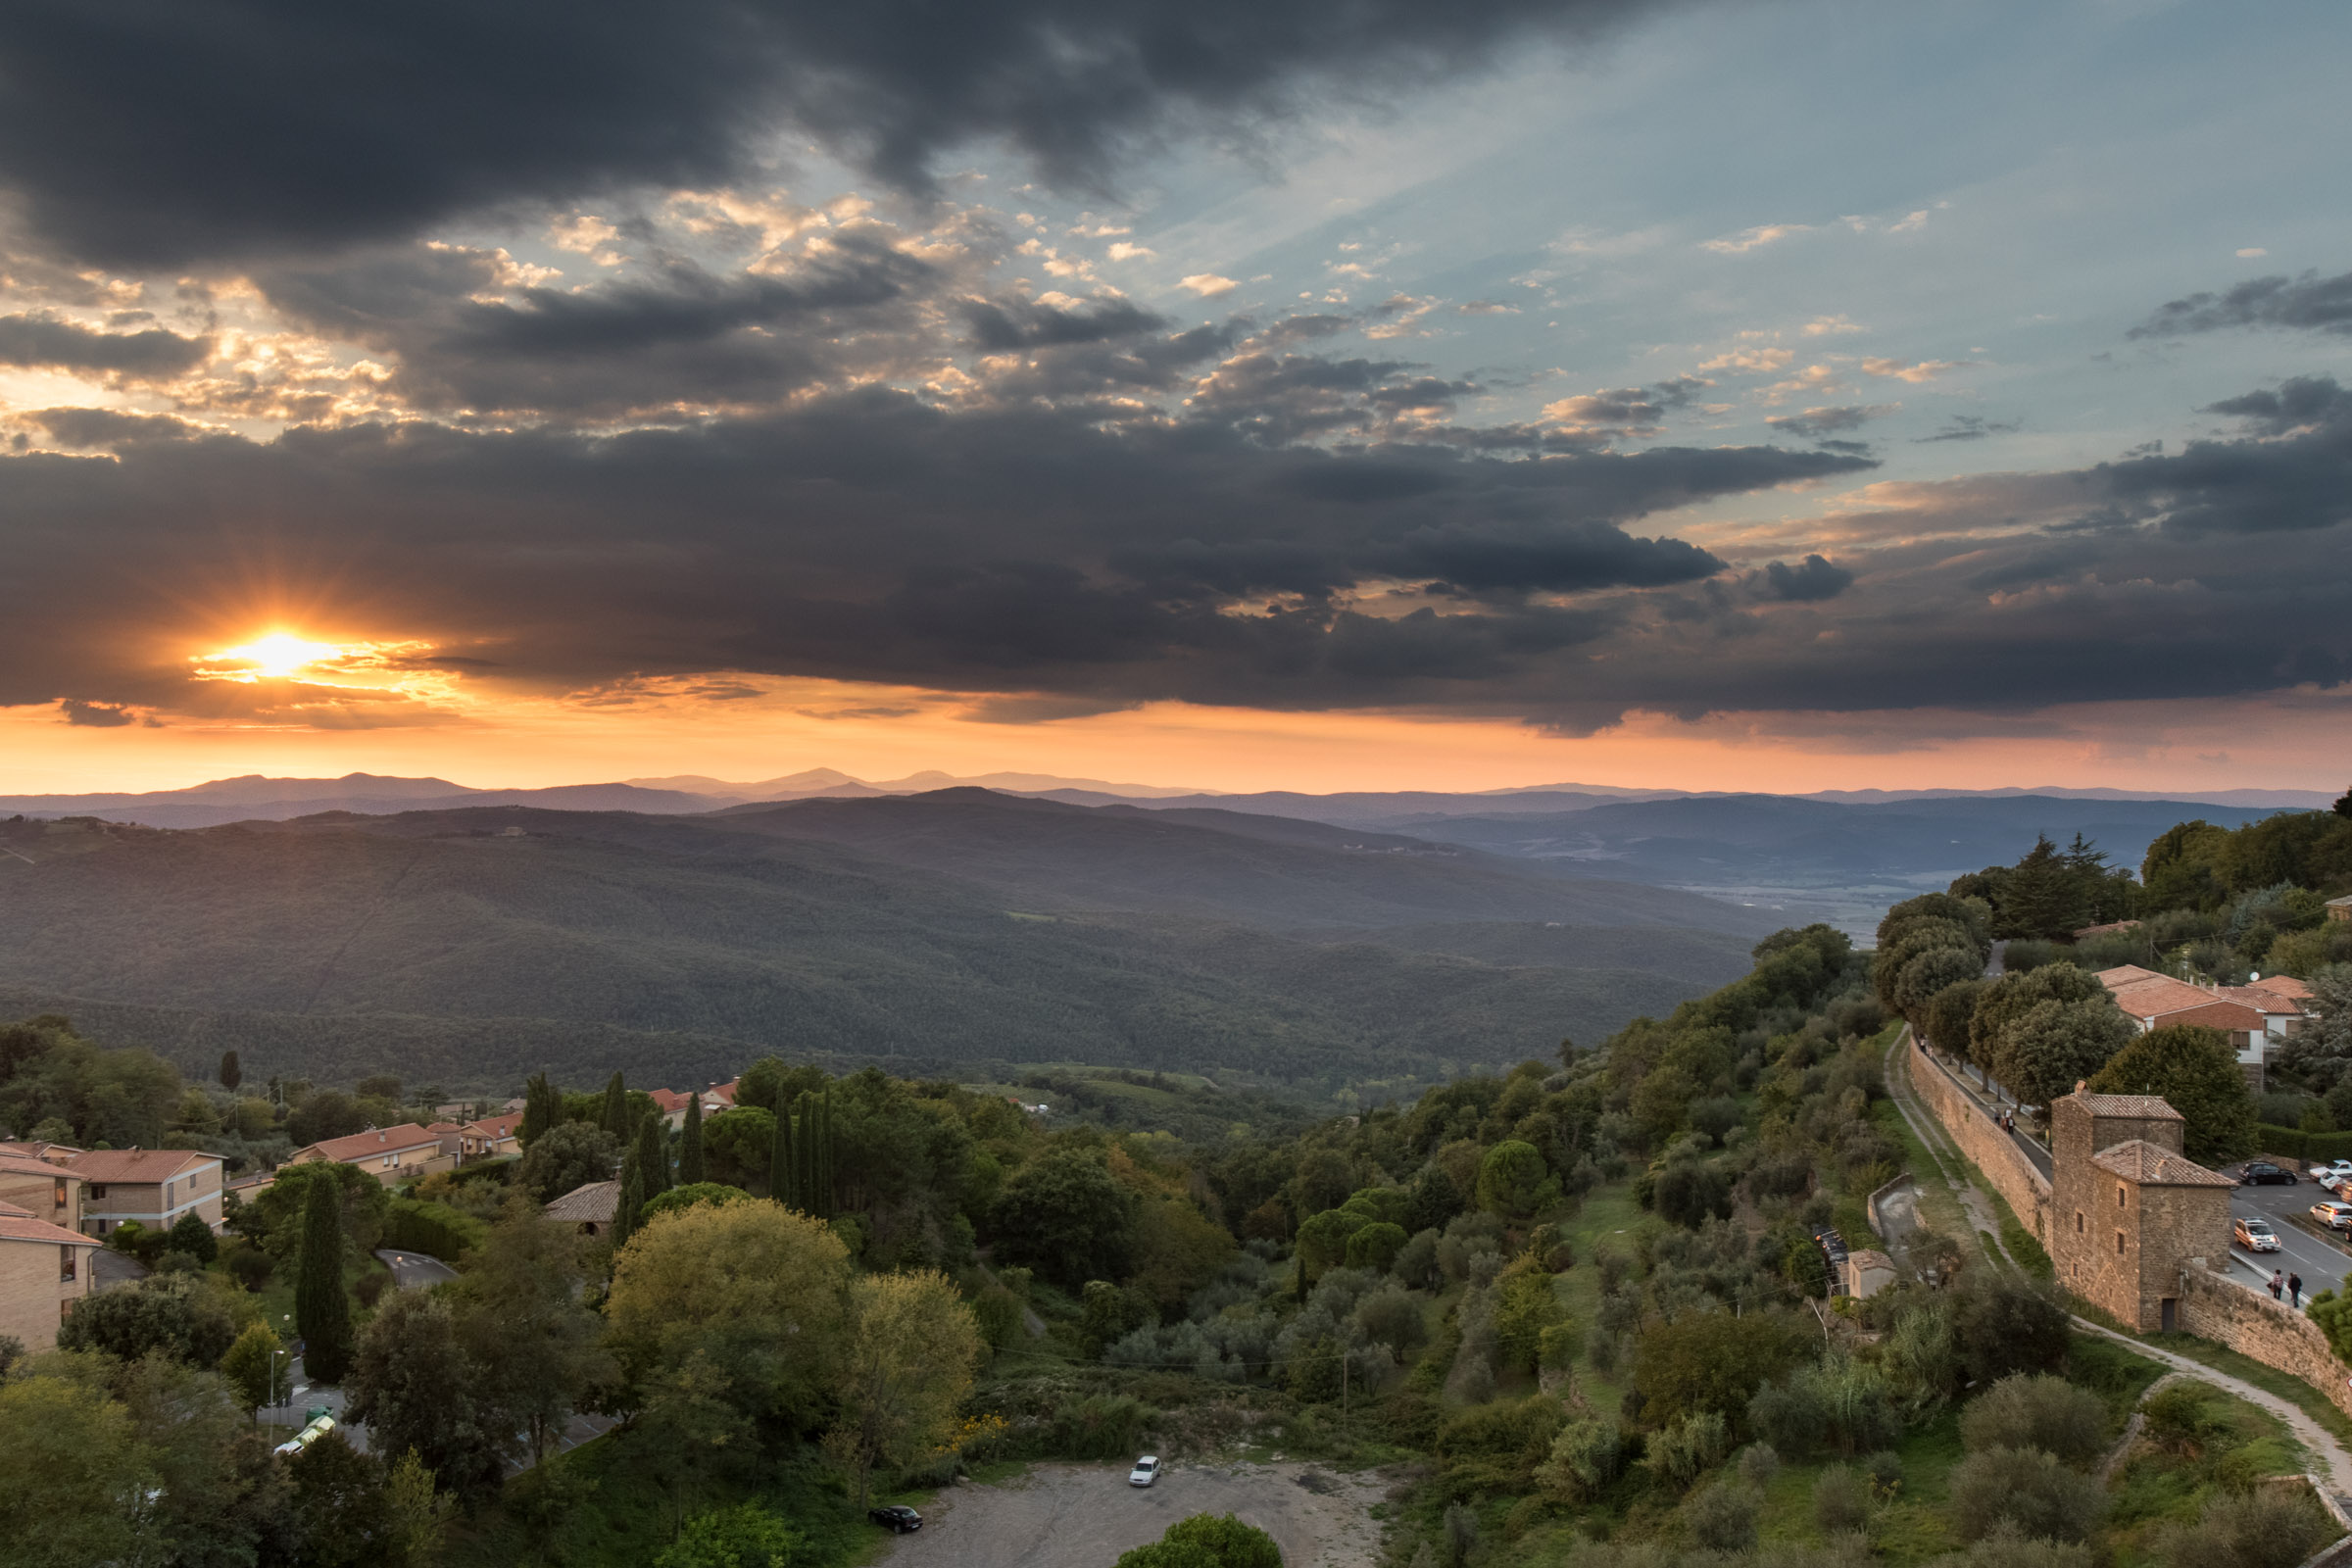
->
(2312, 1161), (2352, 1185)
(1129, 1455), (1161, 1488)
(2314, 1201), (2352, 1231)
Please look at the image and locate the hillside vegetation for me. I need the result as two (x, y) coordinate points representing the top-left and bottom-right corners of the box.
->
(0, 797), (1763, 1094)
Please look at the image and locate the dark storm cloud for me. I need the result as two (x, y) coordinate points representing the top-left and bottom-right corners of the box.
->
(1761, 554), (1852, 601)
(254, 234), (944, 416)
(2131, 268), (2352, 338)
(0, 0), (1678, 268)
(2099, 375), (2352, 535)
(0, 314), (212, 375)
(965, 297), (1168, 351)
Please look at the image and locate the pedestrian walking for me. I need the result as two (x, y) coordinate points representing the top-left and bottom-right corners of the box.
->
(2271, 1270), (2284, 1299)
(2290, 1273), (2304, 1309)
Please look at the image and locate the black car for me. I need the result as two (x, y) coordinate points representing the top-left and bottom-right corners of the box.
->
(869, 1505), (922, 1534)
(2236, 1161), (2298, 1186)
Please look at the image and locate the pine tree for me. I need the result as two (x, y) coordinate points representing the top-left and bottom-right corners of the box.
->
(771, 1094), (796, 1206)
(518, 1072), (557, 1148)
(295, 1177), (355, 1383)
(678, 1091), (705, 1186)
(219, 1050), (241, 1093)
(600, 1071), (629, 1139)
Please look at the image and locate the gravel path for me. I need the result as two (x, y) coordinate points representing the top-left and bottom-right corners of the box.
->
(873, 1460), (1387, 1568)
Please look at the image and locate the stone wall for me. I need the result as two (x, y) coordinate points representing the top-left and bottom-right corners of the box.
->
(2174, 1264), (2352, 1423)
(1905, 1032), (2053, 1242)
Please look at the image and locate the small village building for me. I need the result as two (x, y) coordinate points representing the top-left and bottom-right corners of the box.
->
(283, 1124), (454, 1186)
(0, 1151), (83, 1234)
(2328, 895), (2352, 924)
(458, 1112), (523, 1158)
(544, 1180), (620, 1237)
(68, 1149), (224, 1238)
(0, 1200), (100, 1352)
(1841, 1250), (1898, 1299)
(2048, 1088), (2233, 1332)
(2096, 965), (2287, 1089)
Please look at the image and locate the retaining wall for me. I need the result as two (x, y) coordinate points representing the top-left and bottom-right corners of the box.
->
(2174, 1264), (2352, 1424)
(1905, 1031), (2053, 1243)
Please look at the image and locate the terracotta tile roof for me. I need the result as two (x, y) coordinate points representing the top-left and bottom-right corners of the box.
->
(648, 1089), (692, 1113)
(2100, 972), (2269, 1030)
(2096, 964), (2172, 987)
(543, 1180), (619, 1224)
(464, 1113), (523, 1141)
(2216, 985), (2309, 1015)
(0, 1141), (80, 1162)
(0, 1203), (100, 1246)
(292, 1123), (441, 1163)
(2072, 1092), (2184, 1119)
(424, 1121), (466, 1134)
(0, 1152), (80, 1182)
(2090, 1138), (2236, 1186)
(69, 1149), (219, 1184)
(2248, 974), (2314, 1001)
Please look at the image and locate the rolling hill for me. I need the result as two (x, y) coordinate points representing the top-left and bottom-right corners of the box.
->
(0, 795), (1767, 1097)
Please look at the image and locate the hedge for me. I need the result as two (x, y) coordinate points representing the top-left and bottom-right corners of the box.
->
(381, 1198), (487, 1262)
(2254, 1125), (2352, 1163)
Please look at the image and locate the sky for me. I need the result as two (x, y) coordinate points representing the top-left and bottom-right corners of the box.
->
(1, 0), (2348, 796)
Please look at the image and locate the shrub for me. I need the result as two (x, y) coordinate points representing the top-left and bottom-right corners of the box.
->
(354, 1269), (390, 1308)
(1924, 1533), (2096, 1568)
(1345, 1221), (1408, 1274)
(1947, 1447), (2106, 1544)
(1392, 1228), (1443, 1290)
(2149, 1486), (2339, 1568)
(1643, 1410), (1731, 1489)
(1538, 1417), (1625, 1502)
(1736, 1444), (1781, 1488)
(1747, 1355), (1900, 1458)
(381, 1198), (487, 1263)
(1953, 1275), (2071, 1385)
(2141, 1383), (2230, 1456)
(1684, 1479), (1762, 1550)
(165, 1211), (219, 1265)
(1815, 1464), (1873, 1534)
(1960, 1375), (2107, 1466)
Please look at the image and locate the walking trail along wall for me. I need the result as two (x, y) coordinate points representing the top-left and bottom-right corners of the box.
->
(1906, 1032), (2052, 1244)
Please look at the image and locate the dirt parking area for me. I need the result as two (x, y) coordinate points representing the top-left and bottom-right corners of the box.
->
(873, 1459), (1389, 1568)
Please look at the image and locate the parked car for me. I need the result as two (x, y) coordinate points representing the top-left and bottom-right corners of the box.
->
(2324, 1173), (2352, 1197)
(868, 1506), (922, 1534)
(1129, 1455), (1161, 1487)
(2236, 1161), (2297, 1185)
(2312, 1201), (2352, 1230)
(2234, 1216), (2282, 1251)
(2310, 1161), (2352, 1183)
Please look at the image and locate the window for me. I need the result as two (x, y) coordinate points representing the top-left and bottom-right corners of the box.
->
(52, 1178), (66, 1207)
(59, 1246), (75, 1282)
(2116, 1231), (2127, 1255)
(88, 1183), (106, 1200)
(2076, 1211), (2084, 1233)
(2117, 1184), (2126, 1207)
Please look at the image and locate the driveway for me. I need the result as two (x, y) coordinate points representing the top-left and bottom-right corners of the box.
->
(874, 1460), (1387, 1568)
(2230, 1181), (2352, 1301)
(89, 1248), (148, 1293)
(374, 1249), (459, 1290)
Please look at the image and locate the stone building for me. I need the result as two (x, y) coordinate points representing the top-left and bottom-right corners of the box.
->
(2048, 1088), (2232, 1332)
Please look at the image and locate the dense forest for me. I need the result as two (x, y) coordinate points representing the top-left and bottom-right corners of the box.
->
(14, 891), (2346, 1568)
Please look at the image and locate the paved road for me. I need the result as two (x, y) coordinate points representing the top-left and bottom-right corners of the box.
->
(374, 1249), (460, 1289)
(875, 1461), (1385, 1568)
(89, 1248), (148, 1293)
(2229, 1180), (2352, 1301)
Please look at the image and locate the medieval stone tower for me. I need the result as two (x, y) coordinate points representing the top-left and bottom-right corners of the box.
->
(2048, 1088), (2233, 1332)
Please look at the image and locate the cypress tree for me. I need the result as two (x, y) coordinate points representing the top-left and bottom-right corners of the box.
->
(295, 1177), (354, 1383)
(679, 1091), (705, 1186)
(600, 1071), (629, 1139)
(219, 1050), (241, 1092)
(611, 1155), (645, 1252)
(636, 1112), (670, 1198)
(519, 1072), (556, 1148)
(771, 1094), (796, 1206)
(822, 1090), (837, 1218)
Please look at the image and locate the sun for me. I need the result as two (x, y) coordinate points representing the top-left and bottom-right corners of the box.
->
(240, 633), (340, 678)
(197, 632), (343, 682)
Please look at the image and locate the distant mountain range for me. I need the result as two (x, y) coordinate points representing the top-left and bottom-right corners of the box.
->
(1, 768), (2331, 833)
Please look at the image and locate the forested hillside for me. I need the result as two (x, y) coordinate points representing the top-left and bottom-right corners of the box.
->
(0, 800), (1762, 1094)
(19, 915), (2318, 1568)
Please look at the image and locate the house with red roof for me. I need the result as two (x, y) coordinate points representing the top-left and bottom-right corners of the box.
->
(0, 1151), (85, 1234)
(68, 1148), (224, 1237)
(283, 1124), (455, 1187)
(0, 1199), (100, 1351)
(2096, 965), (2314, 1091)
